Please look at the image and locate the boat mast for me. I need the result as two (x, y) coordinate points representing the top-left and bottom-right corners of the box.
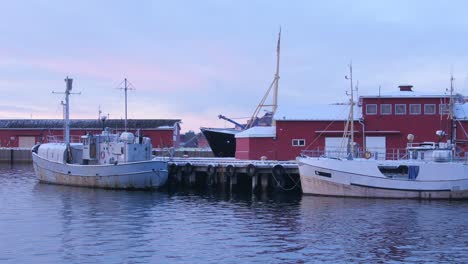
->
(346, 63), (355, 157)
(273, 27), (281, 116)
(246, 28), (281, 129)
(53, 77), (79, 144)
(118, 78), (134, 132)
(449, 74), (455, 145)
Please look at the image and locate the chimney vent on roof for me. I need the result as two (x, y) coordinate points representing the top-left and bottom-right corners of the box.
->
(399, 85), (413, 92)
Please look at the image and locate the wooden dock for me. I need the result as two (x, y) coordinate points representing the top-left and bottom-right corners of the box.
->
(154, 157), (301, 194)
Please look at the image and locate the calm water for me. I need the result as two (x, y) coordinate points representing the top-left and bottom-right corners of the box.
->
(0, 164), (467, 263)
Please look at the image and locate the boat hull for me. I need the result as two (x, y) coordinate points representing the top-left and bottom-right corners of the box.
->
(32, 153), (168, 189)
(201, 128), (238, 157)
(298, 157), (468, 199)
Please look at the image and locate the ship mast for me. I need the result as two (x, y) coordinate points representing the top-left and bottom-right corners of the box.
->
(349, 64), (354, 156)
(273, 27), (281, 115)
(246, 28), (281, 129)
(344, 63), (355, 158)
(449, 74), (455, 145)
(118, 78), (135, 132)
(53, 77), (79, 144)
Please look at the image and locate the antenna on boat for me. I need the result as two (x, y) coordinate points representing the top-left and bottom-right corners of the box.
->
(117, 78), (135, 132)
(449, 74), (455, 145)
(344, 62), (355, 159)
(246, 27), (281, 129)
(52, 77), (81, 144)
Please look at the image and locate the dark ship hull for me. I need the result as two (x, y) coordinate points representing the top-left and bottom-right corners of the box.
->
(200, 127), (240, 157)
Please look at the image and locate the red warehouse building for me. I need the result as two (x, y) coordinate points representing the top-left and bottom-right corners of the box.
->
(236, 85), (468, 160)
(0, 119), (181, 149)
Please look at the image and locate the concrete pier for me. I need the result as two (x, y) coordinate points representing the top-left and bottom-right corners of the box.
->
(0, 148), (32, 163)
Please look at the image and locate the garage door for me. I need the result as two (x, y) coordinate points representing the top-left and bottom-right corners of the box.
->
(18, 136), (36, 148)
(366, 136), (386, 160)
(325, 137), (348, 158)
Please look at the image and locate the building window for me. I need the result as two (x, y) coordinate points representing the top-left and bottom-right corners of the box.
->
(409, 104), (421, 115)
(381, 104), (392, 115)
(366, 104), (377, 115)
(424, 104), (436, 115)
(439, 104), (450, 115)
(292, 139), (305, 147)
(395, 104), (406, 115)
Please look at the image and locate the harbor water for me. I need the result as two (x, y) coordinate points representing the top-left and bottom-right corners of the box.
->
(1, 163), (467, 263)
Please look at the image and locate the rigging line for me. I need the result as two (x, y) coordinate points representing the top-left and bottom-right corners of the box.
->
(113, 80), (126, 90)
(303, 106), (350, 151)
(457, 120), (468, 139)
(270, 172), (301, 191)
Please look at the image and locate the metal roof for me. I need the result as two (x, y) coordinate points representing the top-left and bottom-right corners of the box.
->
(0, 119), (181, 129)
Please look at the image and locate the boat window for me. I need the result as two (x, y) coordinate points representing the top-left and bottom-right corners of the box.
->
(366, 104), (377, 115)
(292, 139), (305, 147)
(409, 104), (421, 115)
(378, 165), (408, 178)
(378, 165), (420, 180)
(381, 104), (392, 115)
(424, 104), (436, 115)
(395, 104), (406, 115)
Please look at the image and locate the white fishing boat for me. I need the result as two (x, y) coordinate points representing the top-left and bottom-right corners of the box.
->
(297, 68), (468, 199)
(32, 77), (168, 189)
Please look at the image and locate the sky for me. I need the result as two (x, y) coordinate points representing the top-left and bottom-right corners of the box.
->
(1, 0), (468, 132)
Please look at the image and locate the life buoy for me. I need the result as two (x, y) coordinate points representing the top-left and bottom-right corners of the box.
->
(364, 151), (372, 159)
(225, 164), (235, 177)
(100, 151), (105, 159)
(246, 164), (256, 177)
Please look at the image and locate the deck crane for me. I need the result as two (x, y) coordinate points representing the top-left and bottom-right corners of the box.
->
(218, 115), (245, 129)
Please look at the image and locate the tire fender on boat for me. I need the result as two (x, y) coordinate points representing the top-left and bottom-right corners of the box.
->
(272, 164), (285, 178)
(100, 151), (105, 159)
(225, 164), (236, 177)
(169, 163), (178, 175)
(246, 164), (256, 177)
(184, 162), (193, 175)
(207, 164), (217, 176)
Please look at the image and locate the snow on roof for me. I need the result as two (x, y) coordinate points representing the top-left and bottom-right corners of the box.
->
(275, 104), (362, 121)
(360, 89), (449, 99)
(0, 119), (180, 129)
(200, 127), (240, 135)
(235, 126), (276, 138)
(454, 103), (468, 120)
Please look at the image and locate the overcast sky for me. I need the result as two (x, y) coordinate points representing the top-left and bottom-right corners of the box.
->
(1, 0), (468, 132)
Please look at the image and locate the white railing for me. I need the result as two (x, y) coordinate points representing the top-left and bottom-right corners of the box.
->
(301, 148), (468, 163)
